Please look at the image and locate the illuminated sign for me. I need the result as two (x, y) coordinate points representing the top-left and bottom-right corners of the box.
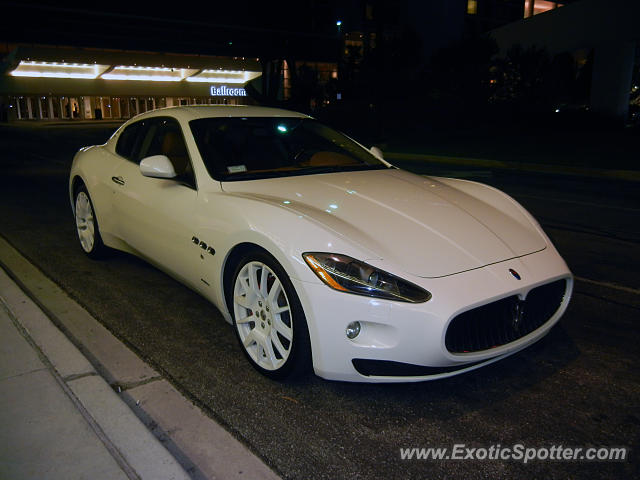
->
(210, 85), (247, 97)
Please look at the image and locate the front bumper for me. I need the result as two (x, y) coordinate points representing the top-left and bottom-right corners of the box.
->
(292, 246), (572, 383)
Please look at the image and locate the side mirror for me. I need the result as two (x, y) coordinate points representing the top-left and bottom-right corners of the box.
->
(140, 155), (176, 179)
(370, 146), (384, 160)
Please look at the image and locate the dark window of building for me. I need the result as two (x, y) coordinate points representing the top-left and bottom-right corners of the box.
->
(129, 98), (138, 116)
(18, 97), (33, 119)
(62, 97), (72, 119)
(51, 97), (61, 118)
(118, 98), (127, 118)
(39, 97), (49, 119)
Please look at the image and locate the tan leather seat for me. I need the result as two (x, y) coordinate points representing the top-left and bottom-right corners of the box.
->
(161, 131), (190, 176)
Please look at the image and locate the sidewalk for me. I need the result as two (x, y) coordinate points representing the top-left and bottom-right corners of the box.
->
(0, 236), (281, 480)
(0, 267), (190, 480)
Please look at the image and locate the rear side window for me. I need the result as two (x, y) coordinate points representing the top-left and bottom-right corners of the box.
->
(115, 121), (142, 160)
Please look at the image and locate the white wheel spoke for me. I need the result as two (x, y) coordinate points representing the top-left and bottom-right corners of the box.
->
(267, 278), (281, 303)
(260, 267), (269, 297)
(236, 312), (254, 324)
(273, 317), (293, 341)
(262, 337), (278, 368)
(270, 330), (288, 358)
(234, 294), (253, 310)
(254, 332), (269, 361)
(273, 305), (290, 315)
(248, 264), (260, 296)
(242, 329), (257, 348)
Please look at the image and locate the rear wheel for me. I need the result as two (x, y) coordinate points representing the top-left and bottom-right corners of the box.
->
(74, 185), (106, 259)
(230, 251), (311, 380)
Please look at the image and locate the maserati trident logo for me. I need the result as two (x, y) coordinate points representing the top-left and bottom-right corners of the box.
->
(509, 269), (521, 280)
(512, 300), (526, 332)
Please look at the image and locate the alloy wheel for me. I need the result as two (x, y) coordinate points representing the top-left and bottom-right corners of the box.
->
(233, 261), (294, 371)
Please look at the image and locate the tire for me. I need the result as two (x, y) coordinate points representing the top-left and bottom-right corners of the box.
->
(229, 250), (312, 380)
(74, 184), (107, 259)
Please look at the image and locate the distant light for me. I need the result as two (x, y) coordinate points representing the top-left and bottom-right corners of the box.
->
(277, 125), (287, 133)
(283, 200), (291, 204)
(228, 41), (233, 45)
(555, 109), (560, 113)
(336, 20), (342, 26)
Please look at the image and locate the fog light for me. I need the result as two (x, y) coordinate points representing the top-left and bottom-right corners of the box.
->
(346, 321), (361, 339)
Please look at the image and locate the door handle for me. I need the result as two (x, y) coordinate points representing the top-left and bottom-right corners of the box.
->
(111, 176), (125, 186)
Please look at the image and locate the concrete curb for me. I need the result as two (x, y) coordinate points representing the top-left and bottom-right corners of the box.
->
(385, 152), (640, 182)
(0, 235), (281, 480)
(0, 267), (191, 480)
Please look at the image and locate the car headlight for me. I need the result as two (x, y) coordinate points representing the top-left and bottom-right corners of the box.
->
(303, 252), (431, 303)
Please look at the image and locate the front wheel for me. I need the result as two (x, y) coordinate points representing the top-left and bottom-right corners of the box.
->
(74, 185), (106, 259)
(230, 251), (311, 380)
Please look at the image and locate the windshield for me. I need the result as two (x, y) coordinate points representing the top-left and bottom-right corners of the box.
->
(189, 117), (388, 181)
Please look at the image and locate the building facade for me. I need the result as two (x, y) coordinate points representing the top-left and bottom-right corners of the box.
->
(0, 45), (262, 121)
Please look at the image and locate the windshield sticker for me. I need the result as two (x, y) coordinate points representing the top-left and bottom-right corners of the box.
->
(227, 165), (248, 173)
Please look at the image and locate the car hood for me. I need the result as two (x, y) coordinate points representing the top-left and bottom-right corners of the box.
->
(221, 169), (546, 278)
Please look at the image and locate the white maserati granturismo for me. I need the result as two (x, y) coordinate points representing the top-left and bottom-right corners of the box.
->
(69, 105), (572, 382)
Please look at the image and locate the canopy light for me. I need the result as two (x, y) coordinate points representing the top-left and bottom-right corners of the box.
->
(186, 69), (262, 84)
(10, 61), (109, 79)
(9, 61), (262, 84)
(100, 65), (199, 82)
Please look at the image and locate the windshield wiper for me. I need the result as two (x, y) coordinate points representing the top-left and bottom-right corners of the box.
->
(296, 164), (388, 175)
(219, 163), (389, 182)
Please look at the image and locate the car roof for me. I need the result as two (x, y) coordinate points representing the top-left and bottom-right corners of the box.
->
(129, 105), (310, 123)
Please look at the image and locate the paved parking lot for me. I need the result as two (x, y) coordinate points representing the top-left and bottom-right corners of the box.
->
(0, 123), (638, 479)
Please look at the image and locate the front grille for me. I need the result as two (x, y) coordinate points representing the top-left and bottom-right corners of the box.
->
(445, 279), (567, 354)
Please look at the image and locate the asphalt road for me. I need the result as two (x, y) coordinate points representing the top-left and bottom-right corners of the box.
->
(0, 123), (638, 480)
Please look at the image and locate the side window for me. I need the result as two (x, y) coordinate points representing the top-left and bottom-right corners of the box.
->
(135, 121), (157, 162)
(139, 118), (196, 189)
(115, 121), (141, 160)
(115, 120), (153, 163)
